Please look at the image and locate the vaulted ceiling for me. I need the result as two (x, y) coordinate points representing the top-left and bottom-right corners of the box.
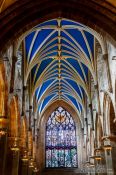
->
(21, 18), (96, 120)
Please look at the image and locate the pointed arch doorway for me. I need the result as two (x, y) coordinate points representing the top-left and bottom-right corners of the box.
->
(45, 106), (78, 168)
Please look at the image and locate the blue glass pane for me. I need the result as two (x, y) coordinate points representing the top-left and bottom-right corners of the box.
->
(46, 107), (78, 168)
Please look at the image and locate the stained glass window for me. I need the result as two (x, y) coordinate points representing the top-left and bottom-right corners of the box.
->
(46, 107), (78, 168)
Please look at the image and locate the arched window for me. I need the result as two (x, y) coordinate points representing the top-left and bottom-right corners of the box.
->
(46, 107), (78, 168)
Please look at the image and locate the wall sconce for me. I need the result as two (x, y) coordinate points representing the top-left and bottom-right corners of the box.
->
(33, 167), (39, 173)
(33, 161), (39, 173)
(0, 130), (6, 137)
(29, 158), (34, 168)
(11, 138), (19, 152)
(95, 155), (102, 160)
(103, 144), (112, 155)
(103, 145), (112, 151)
(22, 150), (29, 162)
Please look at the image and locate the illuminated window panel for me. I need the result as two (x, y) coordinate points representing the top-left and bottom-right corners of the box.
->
(45, 106), (78, 168)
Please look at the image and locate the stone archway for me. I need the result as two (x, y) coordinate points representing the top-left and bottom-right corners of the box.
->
(9, 95), (20, 139)
(0, 61), (8, 175)
(103, 93), (116, 136)
(96, 117), (103, 148)
(6, 95), (20, 175)
(37, 100), (83, 173)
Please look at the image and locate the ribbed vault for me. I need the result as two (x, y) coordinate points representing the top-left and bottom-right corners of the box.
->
(19, 18), (98, 123)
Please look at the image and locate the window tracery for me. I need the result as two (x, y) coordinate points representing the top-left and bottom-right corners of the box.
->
(45, 106), (78, 168)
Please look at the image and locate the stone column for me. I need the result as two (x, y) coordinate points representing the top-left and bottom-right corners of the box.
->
(10, 138), (20, 175)
(10, 55), (17, 93)
(28, 129), (34, 175)
(94, 148), (106, 175)
(102, 54), (112, 92)
(32, 161), (39, 175)
(21, 149), (29, 175)
(0, 117), (8, 175)
(19, 115), (28, 175)
(85, 118), (88, 141)
(89, 104), (94, 130)
(102, 136), (116, 175)
(94, 84), (101, 115)
(29, 106), (32, 130)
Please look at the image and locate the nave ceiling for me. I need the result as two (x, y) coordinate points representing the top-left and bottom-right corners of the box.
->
(18, 18), (97, 123)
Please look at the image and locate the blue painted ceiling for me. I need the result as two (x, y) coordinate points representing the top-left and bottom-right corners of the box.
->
(23, 18), (94, 116)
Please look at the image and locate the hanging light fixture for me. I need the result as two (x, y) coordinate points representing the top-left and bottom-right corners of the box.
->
(103, 144), (112, 150)
(29, 158), (34, 168)
(22, 150), (29, 162)
(94, 155), (102, 160)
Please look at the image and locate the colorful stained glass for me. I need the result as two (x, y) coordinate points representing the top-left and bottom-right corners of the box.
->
(46, 107), (78, 168)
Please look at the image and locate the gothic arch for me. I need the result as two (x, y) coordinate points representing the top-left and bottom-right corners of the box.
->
(9, 95), (20, 138)
(96, 116), (103, 147)
(38, 100), (83, 172)
(0, 61), (8, 117)
(20, 116), (28, 151)
(103, 93), (116, 136)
